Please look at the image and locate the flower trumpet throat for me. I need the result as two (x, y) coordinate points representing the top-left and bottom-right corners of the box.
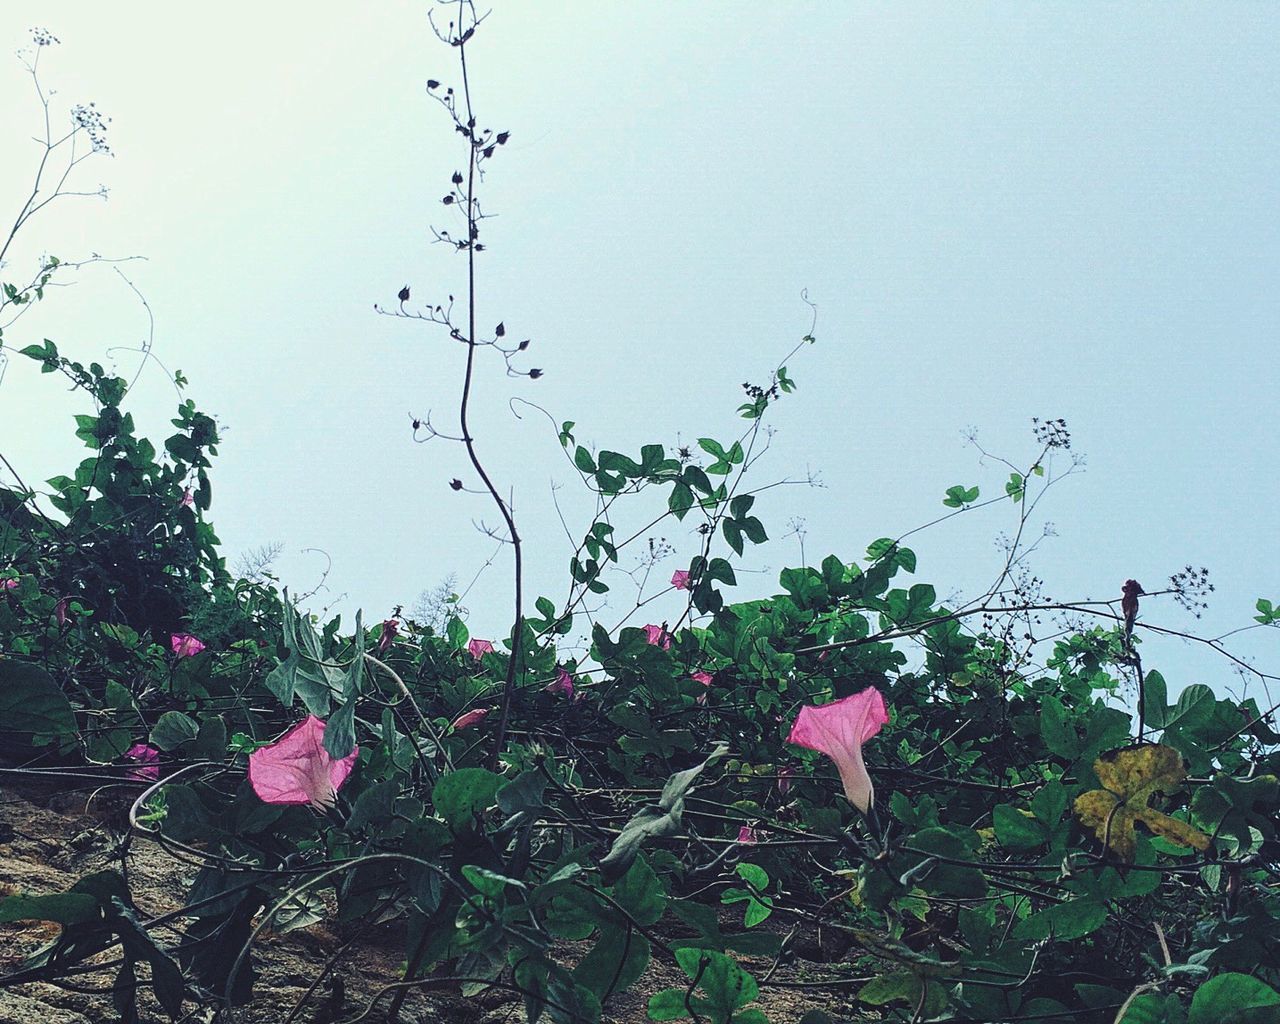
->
(787, 687), (888, 814)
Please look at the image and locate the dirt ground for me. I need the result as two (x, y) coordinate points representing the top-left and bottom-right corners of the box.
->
(0, 783), (856, 1024)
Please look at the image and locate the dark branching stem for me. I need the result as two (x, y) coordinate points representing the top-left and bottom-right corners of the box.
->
(448, 8), (524, 769)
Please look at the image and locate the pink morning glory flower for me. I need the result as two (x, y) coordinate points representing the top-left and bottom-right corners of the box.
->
(125, 743), (161, 781)
(671, 569), (691, 591)
(54, 596), (70, 626)
(170, 633), (206, 658)
(376, 618), (399, 657)
(777, 766), (794, 797)
(643, 624), (672, 650)
(179, 488), (195, 509)
(736, 825), (759, 845)
(787, 687), (888, 814)
(546, 667), (575, 699)
(248, 715), (359, 811)
(450, 707), (491, 731)
(467, 638), (496, 661)
(1, 578), (18, 591)
(691, 671), (714, 706)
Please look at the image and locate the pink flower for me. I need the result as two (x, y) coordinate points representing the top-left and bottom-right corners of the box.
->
(467, 638), (495, 661)
(54, 596), (70, 626)
(643, 624), (672, 650)
(125, 743), (161, 781)
(692, 670), (714, 706)
(736, 825), (759, 845)
(777, 766), (794, 797)
(376, 618), (399, 657)
(248, 715), (359, 811)
(671, 569), (691, 591)
(1, 578), (18, 591)
(787, 687), (888, 814)
(170, 633), (206, 658)
(450, 707), (491, 731)
(179, 488), (195, 509)
(546, 667), (575, 699)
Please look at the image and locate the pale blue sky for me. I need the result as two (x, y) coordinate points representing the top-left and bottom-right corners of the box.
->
(2, 3), (1277, 704)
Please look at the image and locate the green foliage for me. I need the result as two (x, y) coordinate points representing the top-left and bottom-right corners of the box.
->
(3, 181), (1277, 1024)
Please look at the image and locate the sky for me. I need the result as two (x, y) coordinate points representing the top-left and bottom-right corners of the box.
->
(1, 3), (1277, 707)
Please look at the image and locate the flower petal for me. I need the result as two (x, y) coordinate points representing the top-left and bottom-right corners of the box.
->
(249, 715), (358, 810)
(787, 688), (888, 813)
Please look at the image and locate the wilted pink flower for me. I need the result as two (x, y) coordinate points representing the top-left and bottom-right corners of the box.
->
(546, 667), (575, 699)
(643, 624), (672, 650)
(787, 687), (888, 814)
(54, 596), (70, 626)
(450, 707), (490, 731)
(179, 488), (195, 509)
(777, 766), (794, 797)
(170, 633), (206, 658)
(467, 638), (495, 661)
(125, 743), (161, 781)
(671, 569), (691, 591)
(248, 715), (359, 811)
(376, 618), (399, 657)
(736, 825), (759, 845)
(1, 578), (18, 591)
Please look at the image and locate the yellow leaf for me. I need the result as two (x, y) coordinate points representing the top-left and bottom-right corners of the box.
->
(1073, 744), (1210, 861)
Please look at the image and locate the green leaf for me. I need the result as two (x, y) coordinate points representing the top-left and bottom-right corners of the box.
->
(0, 892), (99, 924)
(1188, 974), (1280, 1024)
(669, 482), (694, 519)
(446, 615), (469, 651)
(1119, 993), (1188, 1024)
(1014, 897), (1107, 941)
(1143, 671), (1170, 730)
(943, 484), (980, 508)
(0, 660), (76, 741)
(723, 519), (744, 556)
(348, 778), (400, 831)
(1162, 684), (1214, 732)
(462, 865), (526, 898)
(649, 988), (692, 1021)
(269, 890), (327, 934)
(150, 711), (200, 752)
(1040, 695), (1080, 759)
(599, 743), (728, 884)
(574, 446), (597, 473)
(612, 856), (666, 927)
(324, 614), (365, 759)
(673, 948), (758, 1015)
(1031, 780), (1069, 827)
(574, 928), (651, 1001)
(993, 804), (1050, 849)
(740, 517), (767, 545)
(432, 768), (502, 831)
(192, 716), (227, 760)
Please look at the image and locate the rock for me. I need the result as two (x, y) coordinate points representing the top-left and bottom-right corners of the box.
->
(0, 990), (93, 1024)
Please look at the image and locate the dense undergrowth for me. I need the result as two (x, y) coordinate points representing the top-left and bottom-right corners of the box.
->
(2, 12), (1279, 1024)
